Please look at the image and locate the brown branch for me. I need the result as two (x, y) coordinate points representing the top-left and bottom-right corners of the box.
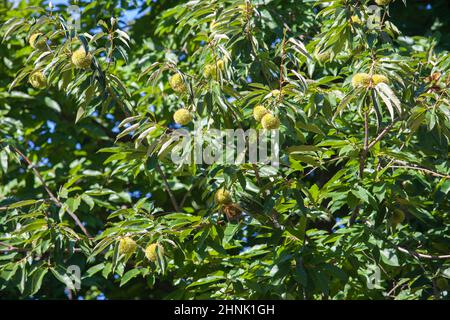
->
(360, 221), (450, 262)
(387, 281), (407, 297)
(13, 147), (59, 204)
(349, 205), (361, 226)
(355, 109), (370, 222)
(359, 110), (369, 178)
(367, 119), (398, 150)
(155, 162), (180, 212)
(252, 164), (262, 187)
(107, 86), (130, 117)
(179, 188), (192, 209)
(270, 210), (282, 229)
(390, 162), (450, 179)
(11, 146), (91, 238)
(278, 28), (288, 101)
(397, 246), (450, 260)
(0, 241), (26, 252)
(364, 111), (369, 150)
(179, 178), (200, 208)
(360, 221), (450, 260)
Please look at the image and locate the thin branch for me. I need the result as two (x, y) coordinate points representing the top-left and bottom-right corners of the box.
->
(359, 110), (369, 178)
(11, 146), (91, 238)
(355, 109), (370, 222)
(390, 163), (450, 179)
(304, 167), (318, 177)
(155, 162), (180, 212)
(364, 111), (369, 150)
(349, 205), (361, 226)
(387, 281), (407, 297)
(0, 241), (26, 252)
(179, 178), (200, 208)
(178, 175), (202, 208)
(397, 246), (450, 260)
(361, 222), (450, 261)
(13, 147), (59, 204)
(278, 28), (288, 101)
(252, 163), (262, 187)
(270, 210), (282, 229)
(367, 119), (398, 150)
(179, 188), (192, 209)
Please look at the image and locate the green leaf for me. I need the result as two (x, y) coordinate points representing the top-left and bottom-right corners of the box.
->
(381, 248), (400, 267)
(44, 97), (61, 112)
(186, 274), (226, 289)
(50, 266), (76, 290)
(120, 269), (141, 286)
(66, 197), (81, 213)
(223, 223), (240, 245)
(7, 199), (38, 209)
(30, 268), (48, 295)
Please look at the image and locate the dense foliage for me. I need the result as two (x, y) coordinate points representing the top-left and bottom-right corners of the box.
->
(0, 0), (449, 300)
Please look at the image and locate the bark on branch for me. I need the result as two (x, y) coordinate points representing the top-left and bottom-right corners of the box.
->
(11, 146), (91, 238)
(156, 162), (180, 212)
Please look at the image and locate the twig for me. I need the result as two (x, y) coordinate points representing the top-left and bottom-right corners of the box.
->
(349, 205), (361, 226)
(13, 147), (58, 204)
(11, 146), (91, 238)
(179, 188), (192, 209)
(390, 163), (450, 179)
(362, 222), (450, 261)
(278, 28), (288, 101)
(359, 110), (369, 178)
(0, 241), (26, 252)
(367, 119), (398, 150)
(155, 162), (180, 212)
(387, 280), (407, 297)
(397, 246), (450, 260)
(179, 179), (200, 208)
(364, 111), (369, 150)
(252, 164), (262, 187)
(270, 210), (282, 229)
(304, 167), (317, 177)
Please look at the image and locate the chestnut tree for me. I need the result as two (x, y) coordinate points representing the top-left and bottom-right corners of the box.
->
(0, 0), (449, 299)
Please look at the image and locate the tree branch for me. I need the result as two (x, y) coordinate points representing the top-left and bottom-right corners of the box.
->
(387, 280), (407, 297)
(156, 162), (180, 212)
(252, 164), (262, 187)
(349, 205), (361, 226)
(397, 246), (450, 260)
(11, 146), (91, 238)
(0, 241), (26, 252)
(278, 28), (287, 96)
(359, 110), (369, 178)
(367, 118), (398, 150)
(390, 162), (450, 179)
